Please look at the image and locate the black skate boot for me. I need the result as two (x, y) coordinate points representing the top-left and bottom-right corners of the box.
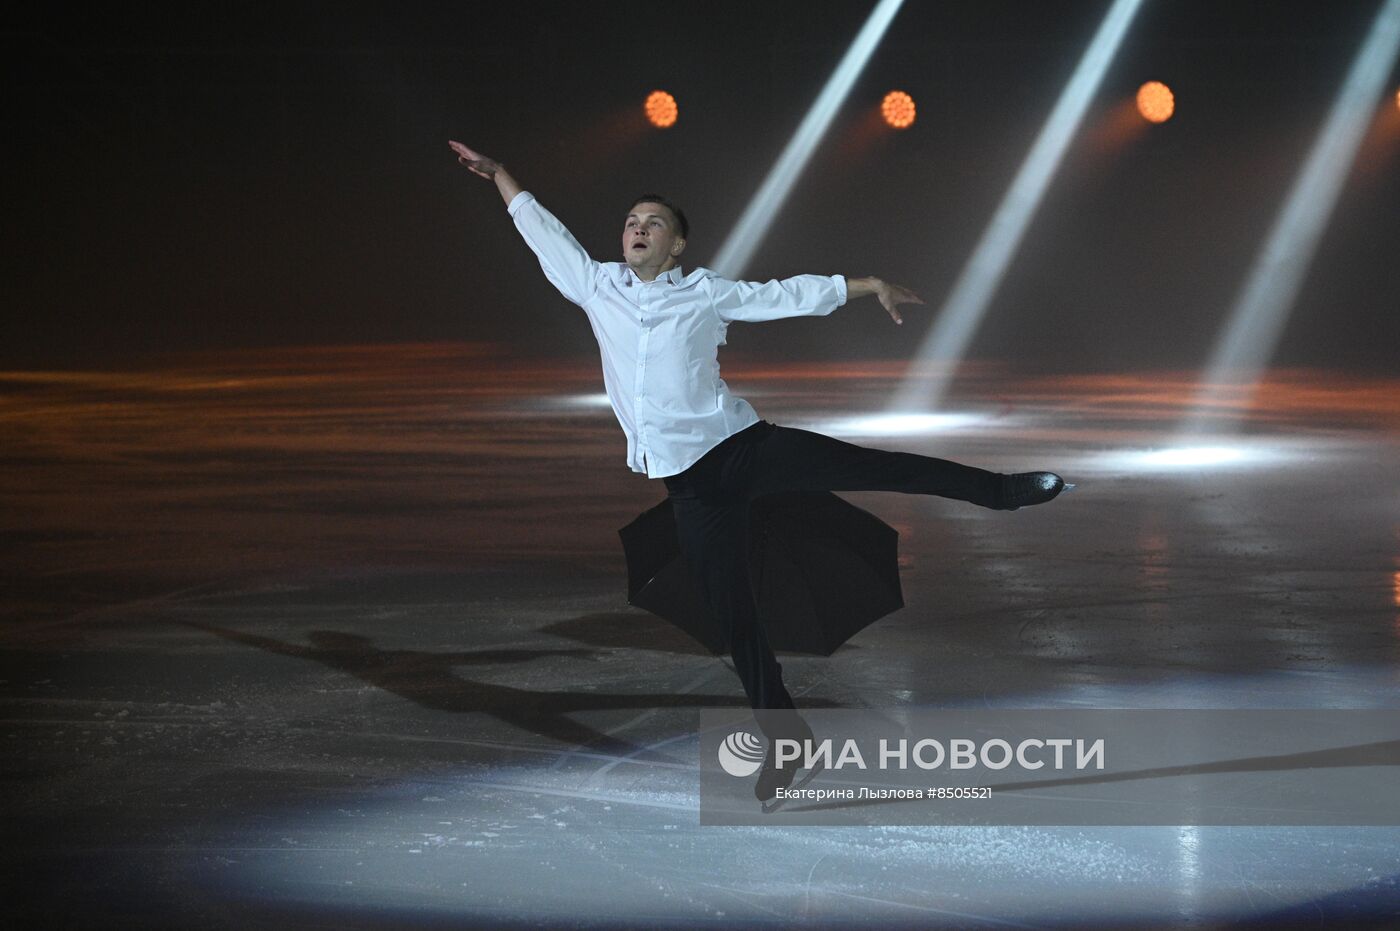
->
(994, 471), (1070, 511)
(754, 713), (815, 803)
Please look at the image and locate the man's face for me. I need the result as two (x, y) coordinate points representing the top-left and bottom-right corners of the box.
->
(623, 202), (685, 271)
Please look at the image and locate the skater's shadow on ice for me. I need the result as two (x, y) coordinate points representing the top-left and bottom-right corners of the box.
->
(543, 610), (866, 658)
(184, 622), (765, 762)
(542, 610), (715, 657)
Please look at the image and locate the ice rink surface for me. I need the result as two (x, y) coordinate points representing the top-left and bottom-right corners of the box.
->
(4, 345), (1400, 928)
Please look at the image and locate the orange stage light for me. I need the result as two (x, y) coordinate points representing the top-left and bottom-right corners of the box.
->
(1395, 88), (1400, 110)
(1136, 81), (1174, 123)
(644, 90), (678, 128)
(881, 90), (916, 129)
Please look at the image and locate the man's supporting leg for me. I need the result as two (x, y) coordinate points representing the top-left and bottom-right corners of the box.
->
(668, 492), (795, 729)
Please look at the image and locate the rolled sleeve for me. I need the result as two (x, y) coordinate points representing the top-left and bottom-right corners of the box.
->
(709, 273), (847, 323)
(508, 191), (600, 306)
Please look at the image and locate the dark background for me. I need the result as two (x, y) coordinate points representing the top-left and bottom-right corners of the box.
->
(4, 0), (1398, 372)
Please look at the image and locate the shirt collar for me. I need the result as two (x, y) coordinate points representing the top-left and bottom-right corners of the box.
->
(626, 264), (684, 285)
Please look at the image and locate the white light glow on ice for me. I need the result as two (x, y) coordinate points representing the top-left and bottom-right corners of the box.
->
(555, 393), (613, 409)
(822, 412), (985, 436)
(1143, 446), (1246, 467)
(1105, 445), (1262, 471)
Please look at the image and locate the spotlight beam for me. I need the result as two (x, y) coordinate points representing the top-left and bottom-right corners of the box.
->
(1186, 0), (1400, 436)
(713, 0), (906, 278)
(892, 0), (1146, 414)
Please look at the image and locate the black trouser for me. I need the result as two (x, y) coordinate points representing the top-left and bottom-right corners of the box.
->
(661, 420), (1002, 738)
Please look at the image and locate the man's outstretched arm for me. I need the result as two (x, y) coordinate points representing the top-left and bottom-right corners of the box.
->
(450, 140), (600, 306)
(711, 274), (924, 326)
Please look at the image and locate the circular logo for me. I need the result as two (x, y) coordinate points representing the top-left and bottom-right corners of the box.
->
(717, 730), (765, 777)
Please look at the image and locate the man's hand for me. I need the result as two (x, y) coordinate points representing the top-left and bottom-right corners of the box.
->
(875, 280), (923, 325)
(847, 277), (925, 325)
(450, 140), (522, 206)
(449, 140), (502, 178)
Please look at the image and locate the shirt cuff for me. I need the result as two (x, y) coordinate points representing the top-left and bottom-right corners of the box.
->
(506, 190), (535, 216)
(832, 274), (848, 306)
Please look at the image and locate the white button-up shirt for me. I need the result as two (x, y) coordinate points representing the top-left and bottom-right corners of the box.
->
(508, 191), (848, 478)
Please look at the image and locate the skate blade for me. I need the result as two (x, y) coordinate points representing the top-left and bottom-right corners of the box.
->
(760, 761), (827, 814)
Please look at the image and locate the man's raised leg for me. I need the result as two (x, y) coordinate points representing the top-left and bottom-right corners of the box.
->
(747, 424), (1064, 510)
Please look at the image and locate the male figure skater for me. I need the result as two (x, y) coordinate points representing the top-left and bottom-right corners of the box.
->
(452, 140), (1067, 802)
